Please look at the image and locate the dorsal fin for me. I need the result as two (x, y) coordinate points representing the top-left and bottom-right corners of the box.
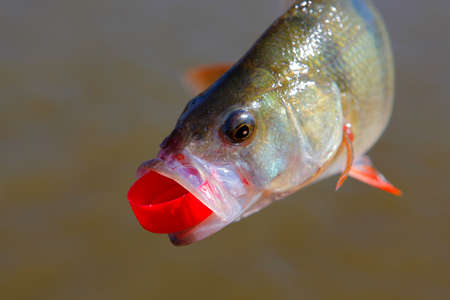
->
(183, 63), (233, 94)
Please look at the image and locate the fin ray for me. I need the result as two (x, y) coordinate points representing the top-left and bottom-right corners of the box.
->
(349, 155), (403, 196)
(184, 63), (233, 94)
(336, 123), (354, 190)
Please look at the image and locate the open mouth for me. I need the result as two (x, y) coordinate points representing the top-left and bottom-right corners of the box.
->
(127, 170), (213, 234)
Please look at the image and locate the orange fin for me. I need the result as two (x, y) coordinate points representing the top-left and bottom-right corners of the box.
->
(184, 63), (233, 94)
(349, 155), (403, 196)
(336, 123), (354, 190)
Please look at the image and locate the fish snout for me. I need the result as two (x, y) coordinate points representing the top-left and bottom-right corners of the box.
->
(160, 128), (186, 154)
(136, 158), (161, 178)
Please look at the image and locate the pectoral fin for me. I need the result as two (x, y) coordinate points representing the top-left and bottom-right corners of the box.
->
(335, 124), (402, 196)
(184, 63), (233, 94)
(336, 123), (354, 190)
(349, 155), (403, 196)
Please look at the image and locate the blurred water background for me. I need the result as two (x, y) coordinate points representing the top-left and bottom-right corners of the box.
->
(1, 0), (449, 299)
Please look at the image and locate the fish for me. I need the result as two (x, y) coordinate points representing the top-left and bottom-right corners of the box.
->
(128, 0), (402, 246)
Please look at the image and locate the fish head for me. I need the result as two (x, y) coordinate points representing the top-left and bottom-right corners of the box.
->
(129, 65), (344, 245)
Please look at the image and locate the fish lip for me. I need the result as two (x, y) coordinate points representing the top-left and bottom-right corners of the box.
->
(154, 150), (262, 245)
(131, 149), (254, 243)
(167, 212), (235, 246)
(135, 150), (241, 221)
(150, 150), (244, 222)
(168, 233), (186, 246)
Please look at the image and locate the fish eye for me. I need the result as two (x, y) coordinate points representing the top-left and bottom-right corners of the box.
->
(221, 109), (255, 144)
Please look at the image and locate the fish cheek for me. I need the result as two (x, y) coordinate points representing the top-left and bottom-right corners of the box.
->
(294, 81), (344, 165)
(277, 80), (344, 188)
(249, 81), (344, 193)
(241, 96), (298, 188)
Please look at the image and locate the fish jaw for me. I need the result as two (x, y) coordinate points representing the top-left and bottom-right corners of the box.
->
(129, 149), (262, 244)
(168, 214), (232, 246)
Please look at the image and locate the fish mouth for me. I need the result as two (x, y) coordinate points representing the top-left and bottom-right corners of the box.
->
(128, 151), (248, 244)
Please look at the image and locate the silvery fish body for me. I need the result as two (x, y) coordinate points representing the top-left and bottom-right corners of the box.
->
(132, 0), (395, 245)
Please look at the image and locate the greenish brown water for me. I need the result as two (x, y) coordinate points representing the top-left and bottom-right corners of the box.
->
(1, 1), (449, 299)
